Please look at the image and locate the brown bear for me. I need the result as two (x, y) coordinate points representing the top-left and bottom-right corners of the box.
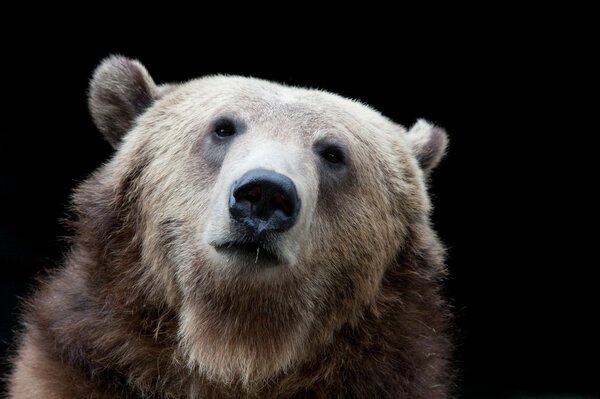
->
(8, 56), (452, 398)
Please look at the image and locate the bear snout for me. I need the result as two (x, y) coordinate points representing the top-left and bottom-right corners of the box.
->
(229, 169), (301, 241)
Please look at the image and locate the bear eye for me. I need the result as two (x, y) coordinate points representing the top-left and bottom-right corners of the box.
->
(319, 146), (345, 165)
(213, 119), (237, 138)
(320, 147), (344, 163)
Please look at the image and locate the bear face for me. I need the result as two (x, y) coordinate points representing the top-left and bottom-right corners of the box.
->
(84, 56), (449, 387)
(9, 55), (450, 398)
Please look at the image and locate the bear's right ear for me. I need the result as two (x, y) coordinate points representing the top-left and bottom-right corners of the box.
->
(88, 56), (161, 148)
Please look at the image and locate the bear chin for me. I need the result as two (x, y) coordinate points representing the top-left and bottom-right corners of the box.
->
(177, 259), (317, 387)
(180, 305), (309, 387)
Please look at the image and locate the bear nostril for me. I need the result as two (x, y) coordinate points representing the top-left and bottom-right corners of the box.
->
(235, 184), (262, 203)
(272, 192), (291, 215)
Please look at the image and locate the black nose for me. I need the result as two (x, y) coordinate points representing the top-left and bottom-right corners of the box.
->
(229, 169), (300, 240)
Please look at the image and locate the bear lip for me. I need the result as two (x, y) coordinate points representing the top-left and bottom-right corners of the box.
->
(212, 240), (282, 266)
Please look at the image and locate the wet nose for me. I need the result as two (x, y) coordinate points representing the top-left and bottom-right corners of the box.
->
(229, 169), (300, 240)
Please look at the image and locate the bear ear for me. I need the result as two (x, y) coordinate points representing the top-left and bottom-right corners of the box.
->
(88, 55), (160, 148)
(406, 119), (448, 174)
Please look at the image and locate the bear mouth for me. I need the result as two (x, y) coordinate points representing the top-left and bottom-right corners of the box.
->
(213, 240), (281, 266)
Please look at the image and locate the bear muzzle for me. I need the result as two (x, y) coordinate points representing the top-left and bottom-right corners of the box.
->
(208, 169), (301, 267)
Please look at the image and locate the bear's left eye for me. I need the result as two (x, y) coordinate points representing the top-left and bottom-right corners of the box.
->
(213, 119), (237, 138)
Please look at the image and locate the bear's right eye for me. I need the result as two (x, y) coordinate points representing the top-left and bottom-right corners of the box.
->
(320, 147), (345, 164)
(213, 119), (237, 138)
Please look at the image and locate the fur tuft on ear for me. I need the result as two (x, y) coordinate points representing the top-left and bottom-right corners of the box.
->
(88, 55), (159, 148)
(406, 119), (448, 174)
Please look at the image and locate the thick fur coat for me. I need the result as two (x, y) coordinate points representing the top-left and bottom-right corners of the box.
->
(8, 56), (453, 398)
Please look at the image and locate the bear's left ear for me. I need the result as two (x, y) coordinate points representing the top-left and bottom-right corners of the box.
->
(406, 119), (448, 174)
(88, 55), (162, 148)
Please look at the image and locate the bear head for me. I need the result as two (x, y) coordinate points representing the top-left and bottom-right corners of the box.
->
(83, 55), (448, 386)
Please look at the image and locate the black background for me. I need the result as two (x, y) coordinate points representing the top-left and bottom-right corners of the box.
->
(1, 28), (597, 398)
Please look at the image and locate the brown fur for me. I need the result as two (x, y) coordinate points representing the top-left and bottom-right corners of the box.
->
(7, 56), (453, 398)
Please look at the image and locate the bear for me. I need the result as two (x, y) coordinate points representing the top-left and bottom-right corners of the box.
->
(7, 56), (452, 398)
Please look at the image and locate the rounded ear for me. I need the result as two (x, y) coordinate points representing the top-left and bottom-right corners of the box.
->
(406, 119), (449, 174)
(88, 55), (160, 148)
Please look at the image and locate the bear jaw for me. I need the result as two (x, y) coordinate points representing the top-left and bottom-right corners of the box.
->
(177, 275), (316, 387)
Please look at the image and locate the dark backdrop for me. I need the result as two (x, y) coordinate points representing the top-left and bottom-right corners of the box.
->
(1, 35), (596, 398)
